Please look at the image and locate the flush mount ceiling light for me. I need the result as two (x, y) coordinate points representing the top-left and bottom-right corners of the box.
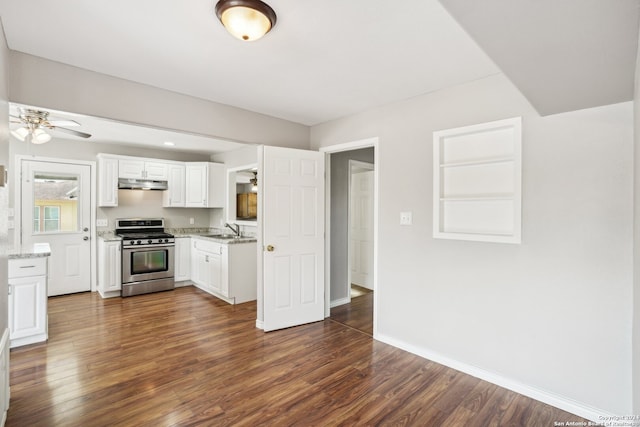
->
(215, 0), (277, 41)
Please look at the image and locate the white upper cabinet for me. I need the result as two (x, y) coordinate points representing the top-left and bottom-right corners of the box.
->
(97, 155), (118, 207)
(119, 159), (168, 180)
(185, 162), (225, 208)
(163, 163), (186, 207)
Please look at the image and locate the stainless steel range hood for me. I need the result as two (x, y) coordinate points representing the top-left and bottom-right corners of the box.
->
(118, 178), (168, 191)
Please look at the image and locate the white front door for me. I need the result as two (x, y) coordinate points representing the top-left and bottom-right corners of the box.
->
(22, 160), (92, 296)
(262, 146), (325, 332)
(350, 166), (374, 290)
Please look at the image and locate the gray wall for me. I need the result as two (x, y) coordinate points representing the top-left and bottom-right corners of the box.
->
(311, 73), (633, 415)
(0, 21), (10, 338)
(330, 147), (374, 303)
(9, 52), (310, 149)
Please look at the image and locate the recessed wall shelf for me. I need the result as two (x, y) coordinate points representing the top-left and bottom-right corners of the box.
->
(433, 117), (522, 244)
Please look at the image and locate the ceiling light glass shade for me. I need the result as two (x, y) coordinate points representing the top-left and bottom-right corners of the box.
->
(32, 128), (52, 144)
(11, 127), (29, 141)
(215, 0), (276, 41)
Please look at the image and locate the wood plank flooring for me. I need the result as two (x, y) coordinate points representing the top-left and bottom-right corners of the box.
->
(330, 287), (373, 336)
(7, 286), (587, 426)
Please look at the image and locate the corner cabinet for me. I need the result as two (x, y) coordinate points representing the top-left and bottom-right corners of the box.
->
(185, 162), (225, 208)
(190, 238), (256, 304)
(98, 238), (122, 298)
(97, 155), (119, 207)
(433, 117), (522, 244)
(8, 257), (48, 348)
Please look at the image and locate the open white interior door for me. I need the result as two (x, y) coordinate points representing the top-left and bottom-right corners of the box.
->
(262, 146), (325, 332)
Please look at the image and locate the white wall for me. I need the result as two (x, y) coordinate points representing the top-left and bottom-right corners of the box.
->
(311, 73), (634, 416)
(9, 52), (310, 149)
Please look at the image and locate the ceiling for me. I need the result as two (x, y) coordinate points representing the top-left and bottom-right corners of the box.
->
(439, 0), (640, 115)
(1, 0), (638, 153)
(0, 0), (499, 127)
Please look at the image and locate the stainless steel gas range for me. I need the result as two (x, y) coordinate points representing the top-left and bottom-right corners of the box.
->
(115, 218), (175, 297)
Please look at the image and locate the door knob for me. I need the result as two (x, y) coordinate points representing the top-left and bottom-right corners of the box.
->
(83, 236), (89, 241)
(266, 245), (274, 252)
(83, 227), (89, 232)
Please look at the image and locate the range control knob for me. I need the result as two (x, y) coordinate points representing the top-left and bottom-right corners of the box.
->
(165, 239), (169, 243)
(148, 239), (152, 244)
(136, 240), (142, 245)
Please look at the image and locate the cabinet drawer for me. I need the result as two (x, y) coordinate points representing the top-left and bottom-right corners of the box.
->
(9, 258), (47, 278)
(192, 238), (223, 254)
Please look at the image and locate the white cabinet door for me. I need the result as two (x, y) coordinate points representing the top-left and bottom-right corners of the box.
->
(8, 275), (47, 342)
(144, 162), (168, 180)
(118, 159), (145, 179)
(98, 240), (121, 295)
(163, 164), (186, 207)
(185, 163), (207, 207)
(192, 249), (209, 287)
(175, 237), (191, 282)
(98, 156), (118, 207)
(208, 252), (222, 293)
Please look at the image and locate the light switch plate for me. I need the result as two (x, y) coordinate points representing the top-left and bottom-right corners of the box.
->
(400, 211), (412, 226)
(8, 208), (14, 217)
(96, 219), (108, 227)
(7, 220), (14, 229)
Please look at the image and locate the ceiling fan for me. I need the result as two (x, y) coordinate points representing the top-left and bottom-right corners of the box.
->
(10, 108), (91, 144)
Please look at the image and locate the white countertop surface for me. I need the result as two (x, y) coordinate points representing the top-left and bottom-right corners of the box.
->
(9, 242), (52, 259)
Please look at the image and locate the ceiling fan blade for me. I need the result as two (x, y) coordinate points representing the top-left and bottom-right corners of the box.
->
(52, 126), (91, 138)
(48, 119), (80, 127)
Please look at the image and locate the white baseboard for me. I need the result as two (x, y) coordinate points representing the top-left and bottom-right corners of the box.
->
(330, 297), (350, 308)
(255, 319), (264, 330)
(375, 333), (616, 423)
(0, 328), (9, 427)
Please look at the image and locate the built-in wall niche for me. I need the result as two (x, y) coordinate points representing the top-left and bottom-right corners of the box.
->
(227, 164), (258, 225)
(433, 117), (522, 244)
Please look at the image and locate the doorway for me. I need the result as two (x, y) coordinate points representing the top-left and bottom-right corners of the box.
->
(19, 158), (95, 296)
(322, 140), (377, 336)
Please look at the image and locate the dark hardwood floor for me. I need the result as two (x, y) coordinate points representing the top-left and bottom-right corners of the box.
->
(7, 286), (587, 426)
(330, 286), (373, 335)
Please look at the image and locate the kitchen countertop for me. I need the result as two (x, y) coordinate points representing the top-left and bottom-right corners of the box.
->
(9, 242), (52, 259)
(97, 232), (122, 242)
(190, 234), (257, 244)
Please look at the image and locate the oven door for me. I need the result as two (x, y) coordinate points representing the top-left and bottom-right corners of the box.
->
(122, 244), (175, 283)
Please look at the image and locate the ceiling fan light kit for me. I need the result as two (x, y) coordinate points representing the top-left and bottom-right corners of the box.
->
(215, 0), (276, 41)
(11, 107), (91, 144)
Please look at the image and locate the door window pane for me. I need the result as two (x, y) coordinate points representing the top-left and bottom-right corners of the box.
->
(33, 207), (40, 232)
(33, 174), (79, 233)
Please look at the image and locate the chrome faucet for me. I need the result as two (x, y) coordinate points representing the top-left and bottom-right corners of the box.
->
(225, 222), (241, 237)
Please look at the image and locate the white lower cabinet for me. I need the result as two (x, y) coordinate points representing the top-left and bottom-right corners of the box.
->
(175, 237), (191, 283)
(8, 257), (48, 348)
(190, 238), (256, 304)
(98, 238), (122, 298)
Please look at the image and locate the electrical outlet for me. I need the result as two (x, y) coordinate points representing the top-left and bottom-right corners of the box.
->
(8, 208), (14, 217)
(189, 218), (195, 225)
(96, 219), (108, 227)
(400, 211), (412, 226)
(7, 220), (14, 229)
